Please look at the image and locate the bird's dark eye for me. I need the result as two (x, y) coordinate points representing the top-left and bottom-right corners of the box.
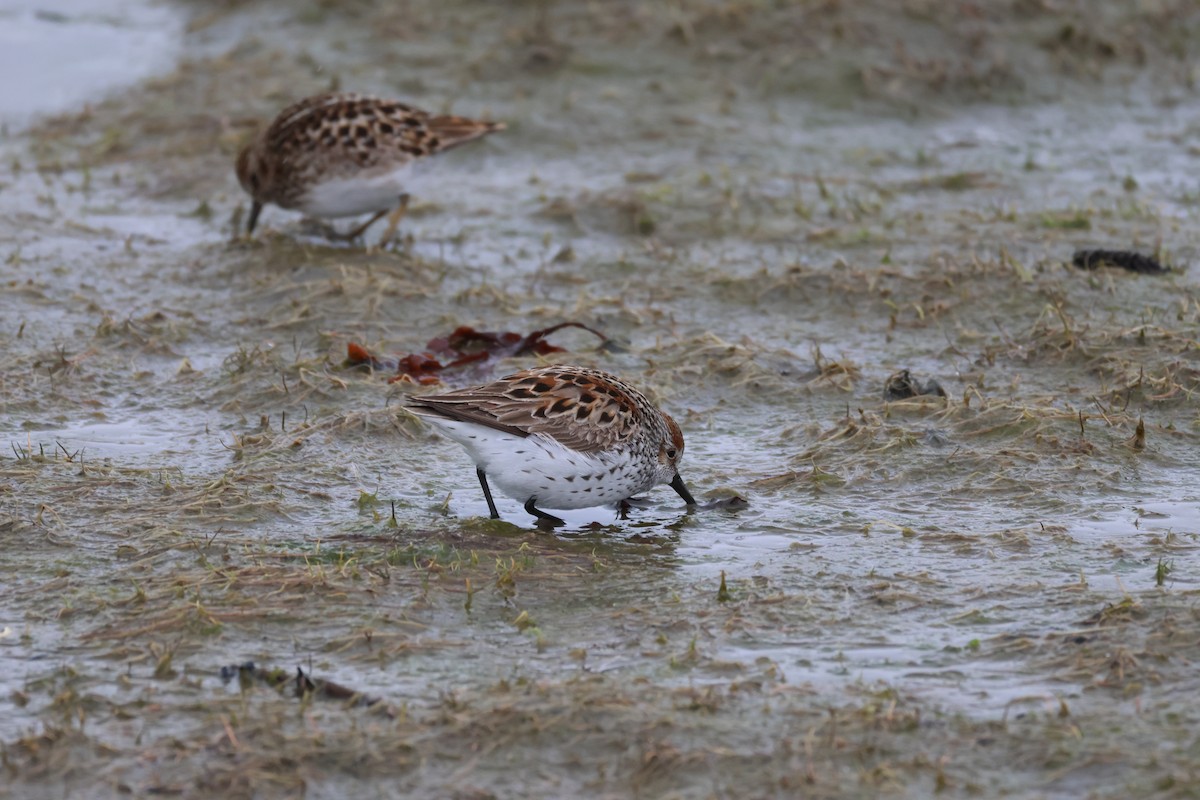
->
(666, 448), (677, 459)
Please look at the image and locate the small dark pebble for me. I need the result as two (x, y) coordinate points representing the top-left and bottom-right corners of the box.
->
(218, 661), (256, 682)
(1071, 249), (1170, 275)
(884, 369), (946, 400)
(220, 662), (384, 709)
(699, 495), (749, 511)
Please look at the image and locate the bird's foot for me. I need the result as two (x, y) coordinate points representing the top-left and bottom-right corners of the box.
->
(525, 498), (565, 529)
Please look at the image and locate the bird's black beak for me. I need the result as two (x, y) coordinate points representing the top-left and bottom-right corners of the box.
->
(246, 200), (263, 234)
(670, 474), (697, 506)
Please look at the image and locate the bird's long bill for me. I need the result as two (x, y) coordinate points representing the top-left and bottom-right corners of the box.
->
(246, 200), (263, 234)
(670, 474), (697, 506)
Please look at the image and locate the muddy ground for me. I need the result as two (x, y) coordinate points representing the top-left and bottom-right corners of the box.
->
(2, 1), (1200, 797)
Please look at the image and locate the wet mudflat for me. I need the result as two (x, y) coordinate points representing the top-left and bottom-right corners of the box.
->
(2, 1), (1200, 797)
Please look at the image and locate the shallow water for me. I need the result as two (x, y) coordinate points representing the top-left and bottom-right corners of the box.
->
(2, 1), (1200, 797)
(0, 0), (184, 127)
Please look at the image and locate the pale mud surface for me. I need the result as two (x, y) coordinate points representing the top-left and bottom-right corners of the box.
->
(2, 1), (1200, 798)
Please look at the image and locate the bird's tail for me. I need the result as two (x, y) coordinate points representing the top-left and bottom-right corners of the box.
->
(427, 116), (506, 151)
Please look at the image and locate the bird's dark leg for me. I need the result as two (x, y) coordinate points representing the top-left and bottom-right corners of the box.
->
(524, 497), (565, 527)
(377, 193), (411, 248)
(670, 474), (697, 506)
(617, 499), (631, 520)
(476, 468), (500, 519)
(246, 200), (264, 235)
(329, 209), (389, 242)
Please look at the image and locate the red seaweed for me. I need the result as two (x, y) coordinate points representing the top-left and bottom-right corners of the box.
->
(346, 321), (609, 384)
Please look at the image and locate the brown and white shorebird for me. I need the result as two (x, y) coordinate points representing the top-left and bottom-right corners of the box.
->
(235, 92), (504, 242)
(407, 365), (697, 526)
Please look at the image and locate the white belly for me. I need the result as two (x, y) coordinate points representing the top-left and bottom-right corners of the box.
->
(298, 164), (415, 218)
(421, 418), (649, 510)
